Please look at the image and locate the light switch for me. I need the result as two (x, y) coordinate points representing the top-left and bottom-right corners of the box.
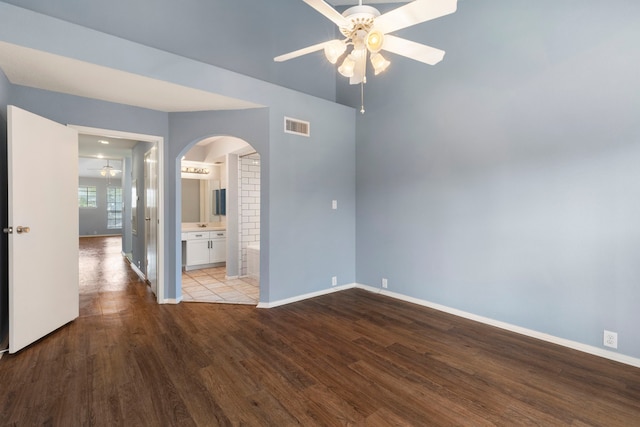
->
(332, 200), (337, 210)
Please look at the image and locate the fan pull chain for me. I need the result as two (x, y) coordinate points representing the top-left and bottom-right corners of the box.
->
(360, 82), (365, 114)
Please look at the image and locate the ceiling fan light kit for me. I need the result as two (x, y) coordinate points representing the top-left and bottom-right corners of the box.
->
(275, 0), (458, 112)
(100, 169), (117, 177)
(370, 52), (390, 75)
(324, 40), (347, 64)
(90, 159), (122, 184)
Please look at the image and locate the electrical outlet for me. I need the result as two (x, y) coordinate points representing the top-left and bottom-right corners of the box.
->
(382, 278), (388, 289)
(332, 276), (337, 287)
(604, 330), (618, 349)
(332, 200), (337, 210)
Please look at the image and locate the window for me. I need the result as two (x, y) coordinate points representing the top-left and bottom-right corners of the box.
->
(107, 187), (123, 229)
(78, 186), (97, 208)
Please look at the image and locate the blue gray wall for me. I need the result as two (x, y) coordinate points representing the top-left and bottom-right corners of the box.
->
(168, 107), (356, 302)
(339, 1), (640, 358)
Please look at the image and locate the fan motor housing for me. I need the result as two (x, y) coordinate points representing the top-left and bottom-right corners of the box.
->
(340, 5), (380, 37)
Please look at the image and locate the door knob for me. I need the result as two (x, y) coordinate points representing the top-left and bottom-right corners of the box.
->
(2, 227), (12, 234)
(16, 226), (30, 234)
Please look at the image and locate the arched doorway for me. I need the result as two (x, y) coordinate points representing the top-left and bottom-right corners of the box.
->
(179, 135), (260, 304)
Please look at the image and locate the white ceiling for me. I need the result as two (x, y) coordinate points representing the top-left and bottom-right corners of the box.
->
(0, 41), (261, 113)
(78, 133), (139, 158)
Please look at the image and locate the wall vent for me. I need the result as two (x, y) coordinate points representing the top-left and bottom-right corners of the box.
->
(284, 117), (310, 137)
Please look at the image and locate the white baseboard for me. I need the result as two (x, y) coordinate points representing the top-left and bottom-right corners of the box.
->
(162, 298), (181, 304)
(256, 283), (356, 308)
(353, 284), (640, 369)
(257, 282), (640, 368)
(129, 263), (146, 281)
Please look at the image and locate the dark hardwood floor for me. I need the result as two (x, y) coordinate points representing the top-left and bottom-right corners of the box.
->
(1, 236), (639, 425)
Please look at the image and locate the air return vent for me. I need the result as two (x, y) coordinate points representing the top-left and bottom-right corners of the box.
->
(284, 117), (310, 137)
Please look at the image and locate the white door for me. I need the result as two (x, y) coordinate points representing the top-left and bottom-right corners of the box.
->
(7, 106), (79, 353)
(144, 147), (158, 295)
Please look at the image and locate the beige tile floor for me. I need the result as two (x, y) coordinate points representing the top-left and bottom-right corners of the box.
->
(182, 266), (259, 305)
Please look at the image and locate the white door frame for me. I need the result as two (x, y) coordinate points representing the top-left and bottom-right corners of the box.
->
(70, 125), (165, 304)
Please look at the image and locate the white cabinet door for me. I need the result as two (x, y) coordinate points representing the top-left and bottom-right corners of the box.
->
(186, 239), (210, 266)
(210, 239), (226, 263)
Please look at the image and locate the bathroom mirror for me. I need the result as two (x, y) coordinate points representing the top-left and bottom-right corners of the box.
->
(182, 178), (225, 222)
(181, 178), (202, 222)
(214, 188), (226, 216)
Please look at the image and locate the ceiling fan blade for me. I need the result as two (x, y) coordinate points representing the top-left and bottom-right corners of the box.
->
(274, 40), (335, 62)
(375, 0), (457, 34)
(382, 35), (445, 65)
(303, 0), (350, 28)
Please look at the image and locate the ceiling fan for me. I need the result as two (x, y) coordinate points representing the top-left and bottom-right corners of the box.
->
(275, 0), (458, 86)
(90, 159), (122, 177)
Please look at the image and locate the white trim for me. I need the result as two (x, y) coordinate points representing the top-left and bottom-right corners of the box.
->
(162, 298), (182, 304)
(69, 125), (161, 143)
(129, 262), (146, 282)
(70, 125), (165, 305)
(156, 140), (165, 305)
(353, 284), (640, 369)
(256, 283), (356, 309)
(257, 282), (640, 368)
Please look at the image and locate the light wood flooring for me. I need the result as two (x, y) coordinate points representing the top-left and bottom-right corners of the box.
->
(182, 267), (259, 304)
(0, 236), (639, 425)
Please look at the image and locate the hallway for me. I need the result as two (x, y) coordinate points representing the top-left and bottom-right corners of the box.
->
(78, 236), (150, 315)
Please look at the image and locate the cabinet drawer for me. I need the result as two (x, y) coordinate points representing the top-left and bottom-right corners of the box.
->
(210, 230), (226, 239)
(187, 231), (210, 240)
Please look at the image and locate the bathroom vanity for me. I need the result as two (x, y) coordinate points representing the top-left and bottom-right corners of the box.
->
(181, 159), (228, 271)
(181, 226), (226, 271)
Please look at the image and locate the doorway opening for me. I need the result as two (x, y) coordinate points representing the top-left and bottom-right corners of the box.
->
(78, 134), (132, 249)
(73, 125), (164, 303)
(179, 136), (260, 304)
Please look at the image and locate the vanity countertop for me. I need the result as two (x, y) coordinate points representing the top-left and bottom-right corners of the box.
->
(182, 226), (226, 232)
(182, 223), (226, 232)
